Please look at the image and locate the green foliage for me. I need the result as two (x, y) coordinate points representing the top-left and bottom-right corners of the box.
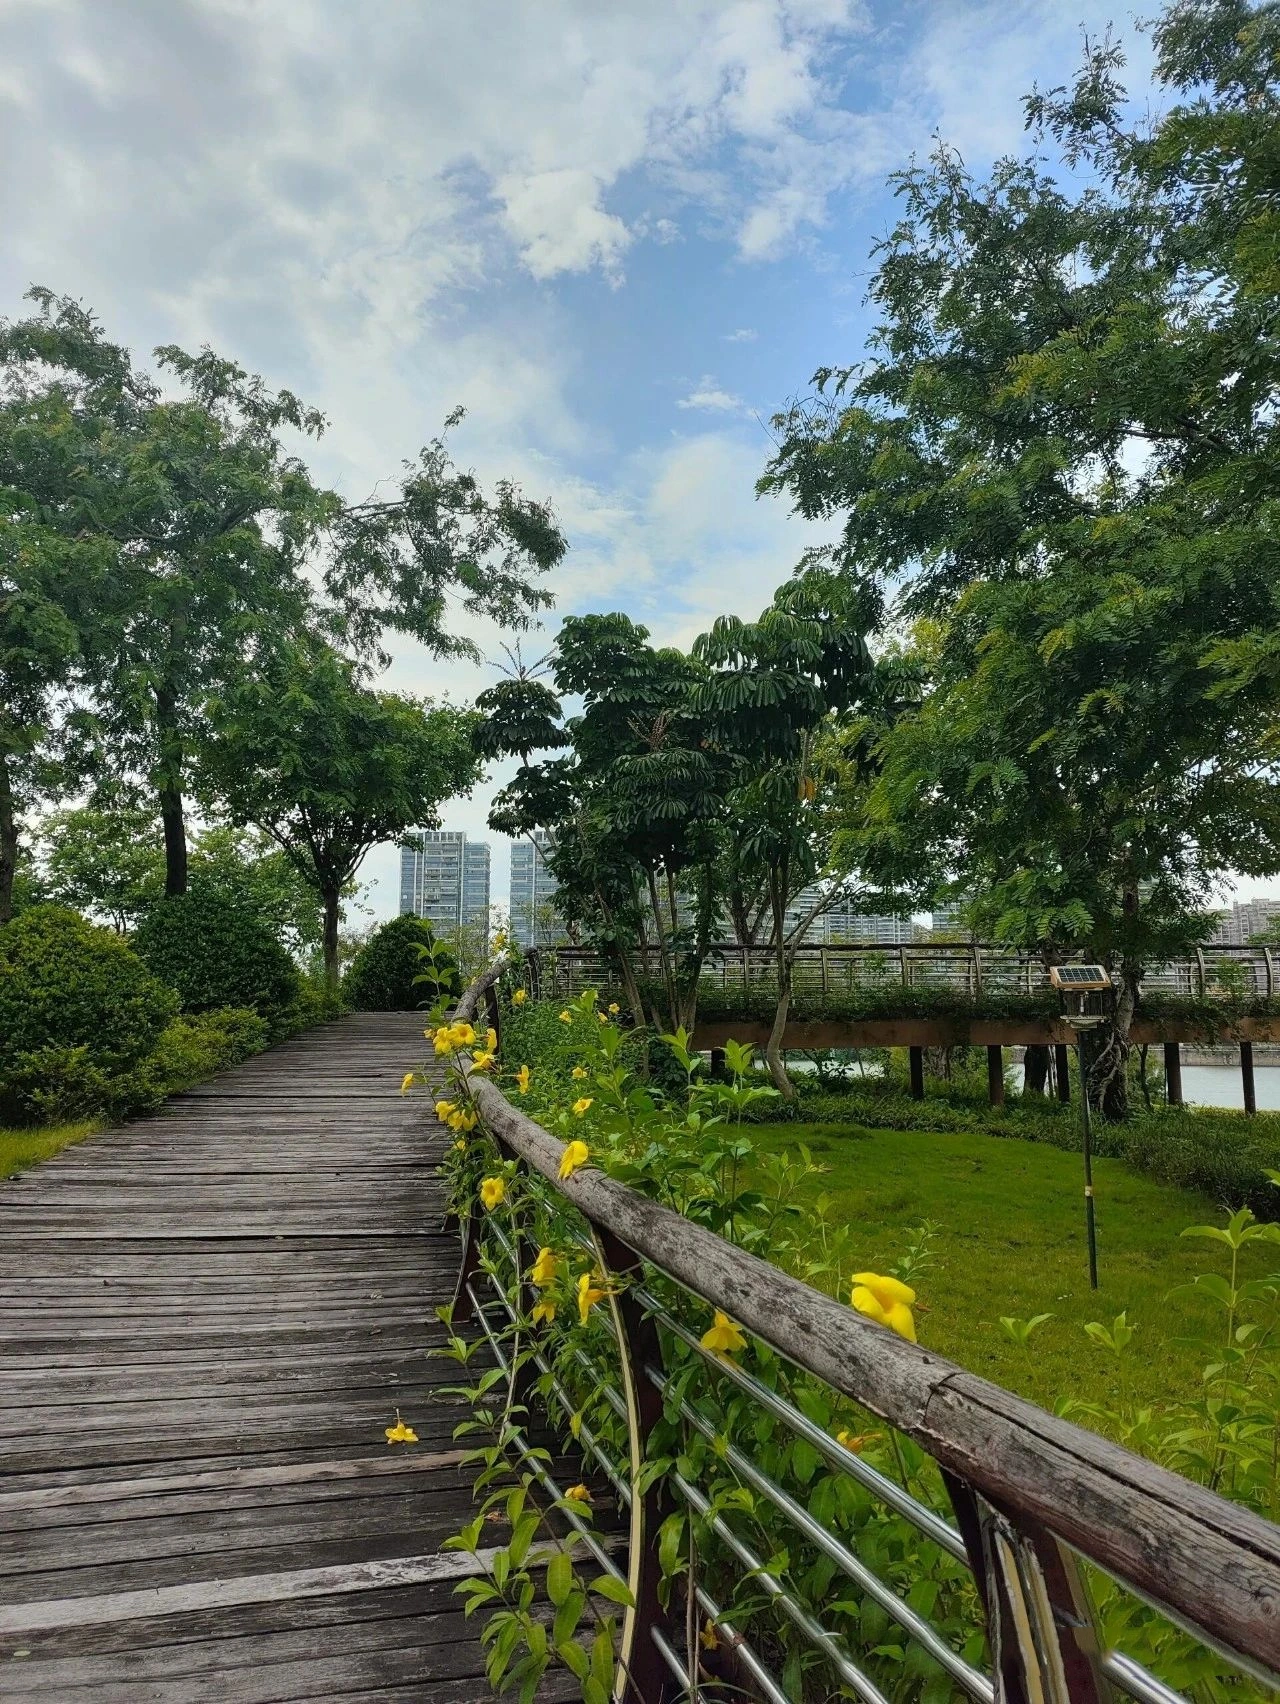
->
(343, 913), (461, 1011)
(0, 904), (178, 1121)
(199, 636), (482, 989)
(0, 288), (564, 900)
(761, 4), (1280, 1122)
(131, 884), (300, 1017)
(40, 803), (164, 929)
(130, 1007), (271, 1109)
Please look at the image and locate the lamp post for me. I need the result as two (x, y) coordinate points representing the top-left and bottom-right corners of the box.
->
(1049, 965), (1113, 1291)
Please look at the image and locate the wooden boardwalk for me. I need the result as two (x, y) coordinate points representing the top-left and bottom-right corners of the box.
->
(0, 1013), (575, 1703)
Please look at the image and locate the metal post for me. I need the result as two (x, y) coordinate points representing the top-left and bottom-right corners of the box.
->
(1164, 1042), (1183, 1107)
(944, 1473), (1111, 1704)
(1242, 1041), (1257, 1117)
(593, 1228), (676, 1704)
(987, 1045), (1004, 1107)
(909, 1046), (925, 1101)
(1077, 1033), (1099, 1291)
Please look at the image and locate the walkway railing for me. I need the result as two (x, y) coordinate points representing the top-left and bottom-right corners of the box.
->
(445, 967), (1280, 1703)
(548, 941), (1279, 1003)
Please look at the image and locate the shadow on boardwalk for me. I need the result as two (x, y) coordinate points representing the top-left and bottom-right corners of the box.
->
(0, 1013), (579, 1703)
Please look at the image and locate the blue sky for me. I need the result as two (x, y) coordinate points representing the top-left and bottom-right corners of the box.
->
(0, 0), (1159, 919)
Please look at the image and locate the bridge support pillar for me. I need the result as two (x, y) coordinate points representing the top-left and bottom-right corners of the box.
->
(1054, 1044), (1071, 1103)
(1242, 1042), (1257, 1117)
(987, 1045), (1005, 1107)
(908, 1046), (925, 1100)
(1164, 1042), (1183, 1107)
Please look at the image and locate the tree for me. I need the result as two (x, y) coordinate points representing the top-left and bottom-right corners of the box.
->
(761, 0), (1280, 1115)
(0, 375), (114, 921)
(487, 613), (727, 1031)
(0, 292), (566, 898)
(199, 640), (483, 991)
(692, 569), (878, 1095)
(40, 804), (164, 931)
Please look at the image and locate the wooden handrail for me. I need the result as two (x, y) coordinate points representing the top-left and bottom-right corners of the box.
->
(450, 970), (1280, 1687)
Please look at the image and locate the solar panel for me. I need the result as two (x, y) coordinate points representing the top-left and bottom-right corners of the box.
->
(1050, 965), (1111, 990)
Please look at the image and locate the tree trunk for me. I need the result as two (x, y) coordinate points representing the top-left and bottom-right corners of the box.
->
(323, 885), (341, 995)
(154, 682), (188, 897)
(765, 973), (794, 1099)
(0, 752), (16, 926)
(765, 872), (795, 1100)
(159, 780), (188, 898)
(1092, 965), (1139, 1121)
(1023, 1043), (1050, 1096)
(646, 868), (680, 1032)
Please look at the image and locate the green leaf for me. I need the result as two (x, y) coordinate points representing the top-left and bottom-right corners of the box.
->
(545, 1550), (573, 1608)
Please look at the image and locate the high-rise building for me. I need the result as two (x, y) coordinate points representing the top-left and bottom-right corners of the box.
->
(399, 831), (491, 938)
(1209, 897), (1280, 945)
(509, 830), (561, 948)
(822, 901), (914, 946)
(929, 904), (971, 938)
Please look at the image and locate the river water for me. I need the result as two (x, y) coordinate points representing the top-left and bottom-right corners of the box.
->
(1183, 1065), (1280, 1112)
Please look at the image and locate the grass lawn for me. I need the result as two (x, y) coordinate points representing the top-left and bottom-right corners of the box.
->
(0, 1119), (101, 1180)
(749, 1120), (1275, 1415)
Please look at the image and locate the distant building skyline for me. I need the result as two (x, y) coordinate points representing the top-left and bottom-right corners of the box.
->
(399, 830), (491, 939)
(1210, 897), (1280, 946)
(509, 830), (561, 949)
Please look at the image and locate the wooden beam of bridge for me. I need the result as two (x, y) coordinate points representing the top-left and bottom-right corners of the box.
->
(0, 1013), (579, 1703)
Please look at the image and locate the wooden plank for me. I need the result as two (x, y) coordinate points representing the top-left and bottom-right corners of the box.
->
(0, 1545), (515, 1633)
(0, 1013), (523, 1697)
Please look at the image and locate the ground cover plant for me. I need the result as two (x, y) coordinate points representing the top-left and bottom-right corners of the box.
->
(745, 1121), (1274, 1415)
(418, 982), (1278, 1701)
(774, 1063), (1280, 1222)
(0, 1118), (100, 1179)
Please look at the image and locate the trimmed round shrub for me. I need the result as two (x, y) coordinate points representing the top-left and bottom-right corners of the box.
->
(0, 905), (179, 1122)
(343, 914), (461, 1011)
(132, 884), (300, 1017)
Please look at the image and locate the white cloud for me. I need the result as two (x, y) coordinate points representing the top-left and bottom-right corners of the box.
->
(496, 168), (633, 283)
(725, 327), (758, 342)
(676, 377), (747, 413)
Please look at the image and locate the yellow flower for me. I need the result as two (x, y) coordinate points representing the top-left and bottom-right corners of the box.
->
(559, 1139), (590, 1180)
(480, 1176), (506, 1210)
(530, 1246), (560, 1288)
(608, 1002), (620, 1015)
(435, 1099), (456, 1121)
(516, 1064), (532, 1094)
(470, 1050), (496, 1071)
(385, 1411), (418, 1444)
(559, 1009), (573, 1024)
(572, 1065), (589, 1081)
(597, 1011), (608, 1025)
(700, 1310), (747, 1355)
(453, 1022), (475, 1044)
(571, 1097), (593, 1117)
(432, 1029), (456, 1056)
(699, 1620), (720, 1651)
(454, 1139), (467, 1151)
(492, 929), (508, 950)
(577, 1270), (608, 1324)
(512, 988), (528, 1006)
(400, 1071), (416, 1094)
(485, 1027), (498, 1051)
(459, 1109), (478, 1131)
(836, 1429), (882, 1455)
(850, 1272), (917, 1342)
(564, 1483), (592, 1504)
(532, 1299), (557, 1325)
